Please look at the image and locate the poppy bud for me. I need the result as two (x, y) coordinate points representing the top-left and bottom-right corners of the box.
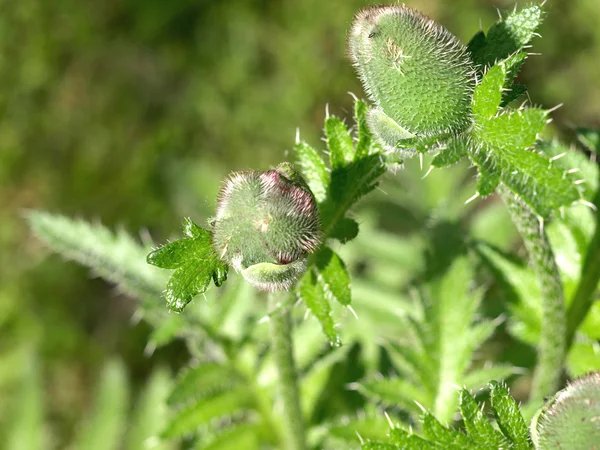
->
(531, 372), (600, 449)
(348, 6), (476, 154)
(212, 163), (321, 291)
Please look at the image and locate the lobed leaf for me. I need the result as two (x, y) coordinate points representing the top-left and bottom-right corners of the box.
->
(162, 387), (253, 439)
(326, 116), (355, 169)
(471, 108), (580, 217)
(25, 210), (166, 301)
(168, 363), (240, 406)
(468, 5), (543, 69)
(489, 381), (531, 449)
(298, 270), (340, 346)
(147, 218), (228, 312)
(459, 390), (508, 448)
(295, 141), (329, 203)
(315, 247), (351, 306)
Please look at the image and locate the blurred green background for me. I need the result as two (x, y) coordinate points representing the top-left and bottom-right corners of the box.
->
(1, 0), (599, 448)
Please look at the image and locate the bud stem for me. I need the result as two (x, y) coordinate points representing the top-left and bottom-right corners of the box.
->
(268, 291), (306, 450)
(499, 185), (566, 406)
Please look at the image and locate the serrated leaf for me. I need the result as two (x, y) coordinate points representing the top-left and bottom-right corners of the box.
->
(168, 363), (239, 405)
(355, 99), (373, 159)
(321, 153), (386, 234)
(539, 140), (599, 201)
(329, 217), (359, 243)
(326, 116), (355, 169)
(469, 5), (543, 68)
(501, 83), (527, 106)
(472, 64), (506, 121)
(459, 390), (507, 448)
(421, 412), (473, 449)
(431, 138), (468, 168)
(462, 365), (516, 391)
(147, 218), (228, 312)
(389, 429), (439, 449)
(295, 141), (329, 203)
(197, 423), (261, 450)
(162, 388), (253, 438)
(357, 377), (429, 415)
(362, 443), (401, 450)
(489, 381), (531, 449)
(298, 270), (340, 346)
(25, 210), (166, 301)
(471, 109), (579, 217)
(315, 247), (351, 306)
(476, 168), (500, 197)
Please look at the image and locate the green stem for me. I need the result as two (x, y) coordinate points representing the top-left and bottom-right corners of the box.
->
(268, 291), (306, 450)
(566, 192), (600, 348)
(499, 186), (566, 405)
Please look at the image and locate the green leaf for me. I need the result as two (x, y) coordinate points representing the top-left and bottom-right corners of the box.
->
(168, 363), (239, 405)
(7, 352), (44, 450)
(73, 360), (130, 450)
(489, 381), (531, 449)
(421, 412), (473, 449)
(162, 387), (253, 438)
(355, 99), (374, 159)
(469, 5), (543, 68)
(197, 423), (261, 450)
(298, 270), (340, 346)
(389, 429), (439, 449)
(147, 218), (228, 312)
(476, 167), (500, 197)
(329, 217), (360, 243)
(459, 390), (508, 448)
(125, 367), (173, 450)
(315, 247), (351, 306)
(326, 116), (355, 169)
(431, 138), (468, 168)
(321, 153), (386, 234)
(295, 141), (329, 203)
(356, 377), (429, 416)
(471, 108), (580, 217)
(539, 140), (599, 201)
(472, 64), (506, 121)
(25, 210), (166, 300)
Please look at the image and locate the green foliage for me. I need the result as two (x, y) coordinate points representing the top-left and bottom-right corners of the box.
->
(357, 257), (513, 422)
(147, 218), (228, 312)
(25, 210), (166, 300)
(468, 5), (543, 70)
(362, 381), (533, 449)
(469, 55), (579, 217)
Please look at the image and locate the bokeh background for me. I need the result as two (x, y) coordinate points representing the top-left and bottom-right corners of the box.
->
(1, 0), (599, 448)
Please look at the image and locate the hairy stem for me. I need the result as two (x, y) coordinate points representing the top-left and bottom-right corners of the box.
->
(566, 191), (600, 347)
(499, 186), (566, 405)
(268, 291), (306, 450)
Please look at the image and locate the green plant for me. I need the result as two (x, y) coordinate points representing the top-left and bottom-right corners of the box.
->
(22, 1), (600, 449)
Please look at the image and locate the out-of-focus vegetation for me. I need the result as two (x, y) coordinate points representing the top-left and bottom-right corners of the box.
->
(1, 0), (599, 448)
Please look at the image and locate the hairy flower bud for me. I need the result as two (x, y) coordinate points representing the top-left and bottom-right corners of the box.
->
(531, 372), (600, 449)
(349, 6), (476, 154)
(212, 163), (321, 291)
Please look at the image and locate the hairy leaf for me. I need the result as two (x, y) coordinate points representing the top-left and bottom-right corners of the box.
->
(147, 218), (228, 312)
(298, 270), (340, 346)
(26, 210), (166, 300)
(468, 5), (543, 69)
(315, 247), (351, 306)
(295, 141), (329, 203)
(162, 387), (253, 438)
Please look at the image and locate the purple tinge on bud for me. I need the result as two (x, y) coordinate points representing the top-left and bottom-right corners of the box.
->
(212, 165), (321, 291)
